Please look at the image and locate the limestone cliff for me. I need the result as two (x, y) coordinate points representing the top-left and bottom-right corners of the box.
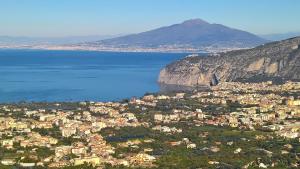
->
(158, 37), (300, 86)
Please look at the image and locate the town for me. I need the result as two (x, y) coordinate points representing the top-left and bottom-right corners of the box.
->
(0, 81), (300, 168)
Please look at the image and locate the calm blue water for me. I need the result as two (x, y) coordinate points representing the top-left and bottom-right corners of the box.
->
(0, 49), (185, 102)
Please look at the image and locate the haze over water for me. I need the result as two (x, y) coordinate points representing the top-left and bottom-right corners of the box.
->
(0, 50), (185, 102)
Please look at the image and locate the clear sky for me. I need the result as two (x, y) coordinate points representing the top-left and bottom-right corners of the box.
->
(0, 0), (299, 37)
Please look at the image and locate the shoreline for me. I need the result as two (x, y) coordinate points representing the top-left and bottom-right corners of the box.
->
(0, 45), (247, 54)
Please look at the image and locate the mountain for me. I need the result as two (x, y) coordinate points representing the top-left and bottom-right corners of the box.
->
(260, 32), (300, 41)
(92, 19), (267, 50)
(0, 19), (267, 52)
(158, 37), (300, 86)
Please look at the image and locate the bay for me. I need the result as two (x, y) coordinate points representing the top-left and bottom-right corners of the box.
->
(0, 49), (186, 102)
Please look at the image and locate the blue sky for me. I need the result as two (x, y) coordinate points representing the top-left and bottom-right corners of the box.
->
(0, 0), (299, 37)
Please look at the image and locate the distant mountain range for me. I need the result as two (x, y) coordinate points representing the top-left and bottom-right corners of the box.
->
(86, 19), (267, 51)
(260, 32), (300, 41)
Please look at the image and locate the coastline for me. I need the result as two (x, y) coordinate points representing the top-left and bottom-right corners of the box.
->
(0, 44), (247, 54)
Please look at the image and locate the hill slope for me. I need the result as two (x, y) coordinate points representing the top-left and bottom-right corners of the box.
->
(93, 19), (267, 49)
(158, 37), (300, 86)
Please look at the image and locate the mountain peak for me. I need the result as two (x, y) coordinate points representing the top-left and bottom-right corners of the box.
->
(181, 19), (209, 25)
(98, 19), (267, 49)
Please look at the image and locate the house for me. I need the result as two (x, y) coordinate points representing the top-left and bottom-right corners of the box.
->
(72, 142), (87, 155)
(49, 137), (58, 145)
(208, 161), (219, 165)
(260, 114), (272, 121)
(228, 117), (239, 127)
(48, 161), (71, 168)
(187, 143), (196, 149)
(210, 146), (220, 152)
(19, 163), (36, 167)
(168, 141), (182, 146)
(1, 159), (16, 166)
(288, 99), (300, 106)
(196, 109), (203, 113)
(142, 95), (155, 101)
(234, 148), (242, 154)
(73, 156), (102, 166)
(143, 148), (153, 152)
(276, 110), (287, 120)
(25, 110), (39, 117)
(175, 93), (185, 99)
(61, 127), (76, 137)
(197, 113), (205, 119)
(156, 95), (169, 100)
(1, 139), (13, 149)
(169, 114), (179, 121)
(20, 140), (30, 147)
(55, 146), (72, 158)
(122, 113), (137, 121)
(39, 114), (56, 122)
(130, 153), (156, 165)
(154, 114), (163, 122)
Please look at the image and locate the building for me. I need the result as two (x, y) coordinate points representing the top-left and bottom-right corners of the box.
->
(61, 127), (76, 137)
(154, 114), (163, 122)
(74, 156), (102, 166)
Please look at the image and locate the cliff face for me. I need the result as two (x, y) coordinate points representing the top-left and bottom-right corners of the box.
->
(158, 37), (300, 86)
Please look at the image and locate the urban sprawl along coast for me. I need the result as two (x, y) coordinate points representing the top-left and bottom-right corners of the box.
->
(0, 81), (300, 168)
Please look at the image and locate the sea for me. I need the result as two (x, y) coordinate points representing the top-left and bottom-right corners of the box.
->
(0, 49), (186, 103)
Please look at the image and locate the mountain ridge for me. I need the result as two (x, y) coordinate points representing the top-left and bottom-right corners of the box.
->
(158, 36), (300, 86)
(260, 32), (300, 41)
(0, 19), (268, 53)
(90, 19), (267, 50)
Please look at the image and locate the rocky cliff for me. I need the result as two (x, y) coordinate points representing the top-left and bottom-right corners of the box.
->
(158, 37), (300, 86)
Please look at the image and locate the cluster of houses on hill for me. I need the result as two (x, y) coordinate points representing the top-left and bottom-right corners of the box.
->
(0, 101), (156, 168)
(145, 81), (300, 140)
(0, 81), (299, 168)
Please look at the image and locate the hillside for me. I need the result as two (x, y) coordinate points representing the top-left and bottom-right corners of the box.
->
(158, 37), (300, 86)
